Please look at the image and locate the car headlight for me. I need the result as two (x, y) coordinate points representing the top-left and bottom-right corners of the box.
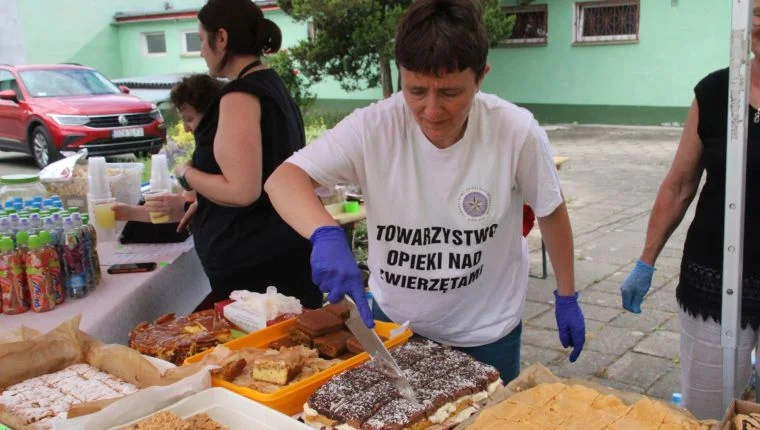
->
(149, 108), (164, 123)
(48, 114), (90, 126)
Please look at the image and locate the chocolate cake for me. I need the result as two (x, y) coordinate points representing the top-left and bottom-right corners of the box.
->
(303, 339), (503, 430)
(288, 327), (314, 347)
(296, 309), (344, 337)
(323, 303), (350, 321)
(314, 330), (353, 358)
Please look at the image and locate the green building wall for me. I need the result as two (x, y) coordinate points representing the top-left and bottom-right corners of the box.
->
(15, 1), (732, 124)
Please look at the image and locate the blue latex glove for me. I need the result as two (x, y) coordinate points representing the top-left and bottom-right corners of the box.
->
(620, 259), (656, 314)
(310, 226), (375, 328)
(554, 290), (586, 363)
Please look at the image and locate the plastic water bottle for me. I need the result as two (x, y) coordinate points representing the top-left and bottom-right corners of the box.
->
(18, 218), (30, 235)
(29, 213), (41, 236)
(671, 392), (682, 408)
(0, 217), (9, 237)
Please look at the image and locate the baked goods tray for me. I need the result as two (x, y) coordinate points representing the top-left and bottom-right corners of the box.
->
(110, 387), (310, 429)
(184, 318), (413, 416)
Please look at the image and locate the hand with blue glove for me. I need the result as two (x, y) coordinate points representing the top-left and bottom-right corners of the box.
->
(554, 290), (586, 363)
(310, 225), (375, 328)
(620, 259), (656, 314)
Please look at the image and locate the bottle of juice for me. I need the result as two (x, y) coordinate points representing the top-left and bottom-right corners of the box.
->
(62, 217), (87, 299)
(1, 236), (28, 314)
(39, 230), (64, 305)
(71, 213), (94, 291)
(25, 235), (54, 312)
(29, 213), (41, 236)
(81, 215), (102, 285)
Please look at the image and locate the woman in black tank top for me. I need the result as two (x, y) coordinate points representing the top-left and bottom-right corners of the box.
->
(174, 0), (322, 309)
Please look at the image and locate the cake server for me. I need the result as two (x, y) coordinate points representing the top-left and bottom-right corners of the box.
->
(341, 296), (420, 406)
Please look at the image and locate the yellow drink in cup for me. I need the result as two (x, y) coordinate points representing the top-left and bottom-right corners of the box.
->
(93, 202), (116, 229)
(144, 189), (170, 224)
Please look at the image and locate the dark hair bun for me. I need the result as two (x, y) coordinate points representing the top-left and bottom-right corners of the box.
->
(257, 18), (282, 54)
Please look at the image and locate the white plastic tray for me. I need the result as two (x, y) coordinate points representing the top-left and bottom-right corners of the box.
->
(111, 387), (311, 429)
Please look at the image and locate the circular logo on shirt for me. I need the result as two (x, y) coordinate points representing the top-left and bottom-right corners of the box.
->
(459, 188), (490, 219)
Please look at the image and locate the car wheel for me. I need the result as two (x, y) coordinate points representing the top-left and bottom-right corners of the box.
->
(31, 126), (60, 168)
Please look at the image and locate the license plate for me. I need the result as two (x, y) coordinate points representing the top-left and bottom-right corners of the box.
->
(112, 127), (144, 139)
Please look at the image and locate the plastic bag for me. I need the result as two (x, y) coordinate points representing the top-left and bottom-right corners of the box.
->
(223, 287), (303, 333)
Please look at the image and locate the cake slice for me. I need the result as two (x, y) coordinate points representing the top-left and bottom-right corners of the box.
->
(314, 330), (353, 358)
(252, 349), (303, 385)
(288, 326), (314, 347)
(323, 303), (350, 321)
(296, 309), (344, 337)
(347, 336), (364, 354)
(362, 397), (428, 430)
(269, 337), (298, 350)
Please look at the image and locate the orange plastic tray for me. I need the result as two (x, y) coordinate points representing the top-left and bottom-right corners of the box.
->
(184, 318), (413, 416)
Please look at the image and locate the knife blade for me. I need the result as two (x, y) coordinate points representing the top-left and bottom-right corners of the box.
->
(341, 297), (419, 405)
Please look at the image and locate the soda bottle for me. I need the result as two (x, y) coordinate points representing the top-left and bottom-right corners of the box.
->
(71, 213), (94, 291)
(81, 215), (102, 285)
(39, 230), (64, 305)
(25, 235), (54, 312)
(1, 236), (28, 314)
(62, 217), (87, 299)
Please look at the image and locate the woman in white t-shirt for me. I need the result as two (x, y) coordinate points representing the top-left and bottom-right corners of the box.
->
(264, 0), (586, 382)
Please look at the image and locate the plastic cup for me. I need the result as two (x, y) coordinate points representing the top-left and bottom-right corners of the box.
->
(343, 201), (360, 213)
(144, 189), (170, 224)
(91, 197), (116, 230)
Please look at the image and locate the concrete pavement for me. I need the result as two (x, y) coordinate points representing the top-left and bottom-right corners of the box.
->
(523, 124), (690, 400)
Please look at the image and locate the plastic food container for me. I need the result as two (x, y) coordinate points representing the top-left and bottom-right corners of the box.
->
(0, 174), (47, 205)
(184, 318), (413, 416)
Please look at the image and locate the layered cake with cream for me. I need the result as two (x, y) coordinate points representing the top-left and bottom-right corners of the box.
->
(303, 339), (503, 429)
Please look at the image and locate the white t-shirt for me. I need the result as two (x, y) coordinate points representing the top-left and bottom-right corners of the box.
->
(287, 91), (563, 347)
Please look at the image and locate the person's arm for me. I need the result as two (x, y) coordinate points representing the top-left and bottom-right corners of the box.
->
(537, 201), (574, 296)
(639, 99), (704, 265)
(112, 203), (152, 223)
(179, 92), (262, 207)
(265, 163), (338, 239)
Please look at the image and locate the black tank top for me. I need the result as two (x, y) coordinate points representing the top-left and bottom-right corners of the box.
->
(676, 68), (760, 330)
(191, 68), (310, 276)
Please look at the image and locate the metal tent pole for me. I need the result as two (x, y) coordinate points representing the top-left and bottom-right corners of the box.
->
(722, 0), (752, 412)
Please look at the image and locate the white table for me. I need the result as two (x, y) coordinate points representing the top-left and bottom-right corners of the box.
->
(0, 238), (211, 345)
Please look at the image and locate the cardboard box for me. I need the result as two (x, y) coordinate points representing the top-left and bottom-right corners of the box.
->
(720, 399), (760, 429)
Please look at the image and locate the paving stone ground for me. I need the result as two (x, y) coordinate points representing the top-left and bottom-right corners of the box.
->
(521, 125), (689, 401)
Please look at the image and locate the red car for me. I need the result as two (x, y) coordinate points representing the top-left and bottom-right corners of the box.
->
(0, 64), (165, 168)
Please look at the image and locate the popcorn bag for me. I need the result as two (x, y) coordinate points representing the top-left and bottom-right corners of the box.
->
(39, 150), (143, 212)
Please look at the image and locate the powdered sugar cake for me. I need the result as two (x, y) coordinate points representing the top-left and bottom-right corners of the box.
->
(0, 363), (139, 429)
(303, 339), (503, 429)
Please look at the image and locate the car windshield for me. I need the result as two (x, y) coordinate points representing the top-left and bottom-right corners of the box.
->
(19, 69), (120, 97)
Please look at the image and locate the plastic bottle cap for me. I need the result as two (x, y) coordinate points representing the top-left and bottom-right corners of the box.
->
(68, 208), (78, 214)
(82, 215), (90, 224)
(32, 196), (42, 202)
(27, 235), (40, 249)
(0, 237), (13, 251)
(39, 230), (51, 244)
(0, 174), (40, 185)
(16, 231), (29, 246)
(671, 393), (682, 404)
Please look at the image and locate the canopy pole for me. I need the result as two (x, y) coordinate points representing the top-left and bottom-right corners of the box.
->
(722, 0), (752, 412)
